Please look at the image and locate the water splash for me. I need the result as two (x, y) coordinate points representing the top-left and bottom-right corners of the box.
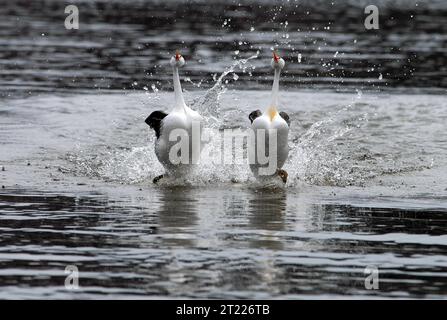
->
(65, 58), (436, 189)
(191, 54), (258, 128)
(287, 104), (370, 187)
(66, 57), (259, 186)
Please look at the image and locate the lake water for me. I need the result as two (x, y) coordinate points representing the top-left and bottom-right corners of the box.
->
(0, 0), (446, 299)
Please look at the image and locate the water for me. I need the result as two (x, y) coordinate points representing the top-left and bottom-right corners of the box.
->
(1, 0), (447, 97)
(1, 0), (447, 299)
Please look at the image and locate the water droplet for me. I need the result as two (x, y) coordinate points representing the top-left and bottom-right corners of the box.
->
(356, 89), (363, 99)
(379, 73), (383, 80)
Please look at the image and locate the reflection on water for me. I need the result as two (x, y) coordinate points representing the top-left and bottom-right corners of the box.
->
(1, 187), (446, 299)
(156, 187), (199, 247)
(247, 189), (287, 250)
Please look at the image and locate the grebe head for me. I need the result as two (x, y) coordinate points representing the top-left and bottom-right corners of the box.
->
(271, 51), (285, 70)
(170, 50), (185, 68)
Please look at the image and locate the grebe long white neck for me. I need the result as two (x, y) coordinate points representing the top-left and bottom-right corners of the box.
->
(270, 67), (281, 108)
(170, 51), (186, 111)
(266, 51), (285, 116)
(173, 65), (186, 109)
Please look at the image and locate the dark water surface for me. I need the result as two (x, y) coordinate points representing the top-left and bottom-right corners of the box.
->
(1, 187), (447, 299)
(1, 0), (447, 97)
(0, 0), (447, 299)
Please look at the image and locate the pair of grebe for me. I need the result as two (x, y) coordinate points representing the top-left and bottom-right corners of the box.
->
(145, 51), (289, 184)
